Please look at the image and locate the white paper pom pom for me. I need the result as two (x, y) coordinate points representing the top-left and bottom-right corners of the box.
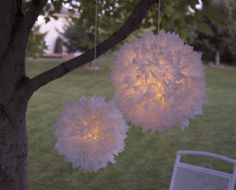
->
(111, 32), (207, 132)
(54, 96), (128, 171)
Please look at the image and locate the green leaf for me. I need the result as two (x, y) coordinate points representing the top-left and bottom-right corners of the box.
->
(163, 4), (175, 18)
(197, 22), (213, 36)
(204, 5), (224, 25)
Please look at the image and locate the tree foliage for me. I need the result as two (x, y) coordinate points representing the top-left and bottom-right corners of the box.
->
(191, 0), (236, 64)
(63, 0), (212, 52)
(26, 25), (47, 58)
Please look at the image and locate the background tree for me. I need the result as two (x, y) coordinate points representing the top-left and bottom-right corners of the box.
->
(26, 25), (47, 58)
(54, 37), (63, 53)
(191, 0), (236, 65)
(0, 0), (223, 190)
(64, 20), (95, 52)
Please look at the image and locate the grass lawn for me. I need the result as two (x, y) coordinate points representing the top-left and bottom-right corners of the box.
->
(26, 56), (236, 190)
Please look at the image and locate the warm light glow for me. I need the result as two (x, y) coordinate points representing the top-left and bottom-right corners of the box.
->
(131, 77), (165, 105)
(111, 32), (207, 131)
(54, 96), (129, 171)
(82, 126), (101, 141)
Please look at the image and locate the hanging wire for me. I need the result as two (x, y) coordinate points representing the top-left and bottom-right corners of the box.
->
(94, 0), (98, 59)
(157, 0), (161, 34)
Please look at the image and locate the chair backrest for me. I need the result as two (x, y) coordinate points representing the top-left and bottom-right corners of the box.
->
(169, 151), (236, 190)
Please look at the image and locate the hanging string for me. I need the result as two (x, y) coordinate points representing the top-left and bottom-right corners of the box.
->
(94, 0), (98, 59)
(157, 0), (161, 34)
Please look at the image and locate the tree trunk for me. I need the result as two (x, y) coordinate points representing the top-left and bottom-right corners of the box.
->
(215, 50), (220, 66)
(0, 47), (29, 189)
(0, 97), (28, 190)
(0, 18), (29, 188)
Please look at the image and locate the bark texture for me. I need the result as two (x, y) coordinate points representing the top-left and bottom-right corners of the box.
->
(0, 46), (30, 189)
(0, 1), (30, 189)
(0, 37), (30, 190)
(0, 47), (30, 189)
(0, 100), (28, 190)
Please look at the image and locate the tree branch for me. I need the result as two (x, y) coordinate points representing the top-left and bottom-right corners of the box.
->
(16, 0), (23, 16)
(22, 2), (31, 11)
(27, 0), (157, 94)
(22, 0), (47, 36)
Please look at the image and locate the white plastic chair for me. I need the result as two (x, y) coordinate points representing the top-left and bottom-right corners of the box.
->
(169, 150), (236, 190)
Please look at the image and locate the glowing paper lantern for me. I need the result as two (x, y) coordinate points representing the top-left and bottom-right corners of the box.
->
(54, 96), (128, 171)
(111, 32), (207, 132)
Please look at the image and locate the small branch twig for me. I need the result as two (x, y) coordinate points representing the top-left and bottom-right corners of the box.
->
(27, 0), (156, 94)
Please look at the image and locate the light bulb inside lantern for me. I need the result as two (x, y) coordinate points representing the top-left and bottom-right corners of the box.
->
(83, 126), (101, 141)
